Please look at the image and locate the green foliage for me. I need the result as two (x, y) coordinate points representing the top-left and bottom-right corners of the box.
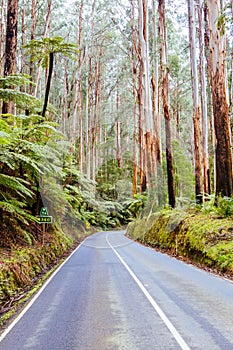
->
(216, 197), (233, 218)
(96, 158), (133, 201)
(63, 164), (125, 229)
(0, 75), (34, 88)
(122, 193), (148, 219)
(23, 37), (78, 69)
(217, 3), (233, 36)
(195, 195), (233, 218)
(172, 140), (195, 205)
(0, 105), (72, 246)
(0, 75), (41, 112)
(127, 210), (233, 275)
(0, 228), (74, 308)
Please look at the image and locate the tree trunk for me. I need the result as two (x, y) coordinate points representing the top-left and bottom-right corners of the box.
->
(29, 0), (36, 95)
(77, 1), (84, 172)
(137, 0), (146, 192)
(230, 1), (233, 121)
(187, 0), (203, 203)
(197, 0), (210, 196)
(42, 52), (54, 117)
(20, 7), (25, 75)
(158, 0), (176, 208)
(0, 0), (6, 112)
(138, 0), (153, 192)
(116, 84), (121, 168)
(151, 0), (161, 166)
(206, 0), (232, 197)
(34, 0), (51, 97)
(131, 0), (138, 195)
(2, 0), (18, 115)
(0, 0), (6, 76)
(62, 57), (68, 135)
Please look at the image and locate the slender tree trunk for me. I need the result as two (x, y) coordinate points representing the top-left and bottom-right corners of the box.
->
(137, 0), (146, 193)
(204, 2), (216, 194)
(116, 84), (121, 168)
(198, 0), (210, 196)
(230, 1), (233, 119)
(42, 52), (54, 117)
(20, 6), (25, 75)
(85, 55), (91, 179)
(138, 0), (153, 192)
(158, 0), (176, 208)
(85, 0), (96, 180)
(43, 0), (52, 38)
(152, 0), (161, 166)
(62, 57), (68, 134)
(206, 0), (232, 197)
(2, 0), (18, 115)
(131, 0), (138, 195)
(29, 0), (36, 95)
(187, 0), (203, 203)
(173, 81), (181, 141)
(0, 0), (6, 112)
(34, 0), (51, 97)
(77, 1), (84, 172)
(0, 0), (6, 77)
(92, 46), (102, 181)
(138, 57), (145, 192)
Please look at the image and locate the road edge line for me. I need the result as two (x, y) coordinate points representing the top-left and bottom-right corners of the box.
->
(106, 233), (191, 350)
(0, 239), (86, 343)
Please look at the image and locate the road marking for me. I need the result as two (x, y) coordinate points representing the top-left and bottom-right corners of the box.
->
(0, 240), (86, 344)
(106, 233), (191, 350)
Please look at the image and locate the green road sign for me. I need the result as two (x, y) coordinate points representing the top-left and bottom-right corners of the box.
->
(38, 207), (53, 224)
(38, 216), (53, 223)
(40, 207), (49, 216)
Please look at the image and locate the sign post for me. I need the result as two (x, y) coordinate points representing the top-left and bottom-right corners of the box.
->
(37, 207), (53, 223)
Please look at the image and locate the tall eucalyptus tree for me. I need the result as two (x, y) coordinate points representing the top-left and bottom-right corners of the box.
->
(197, 0), (210, 196)
(187, 0), (202, 203)
(2, 0), (18, 115)
(206, 0), (232, 197)
(158, 0), (176, 208)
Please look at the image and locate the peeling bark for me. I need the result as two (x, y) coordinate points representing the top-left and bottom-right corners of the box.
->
(187, 0), (203, 203)
(158, 0), (176, 208)
(206, 0), (232, 197)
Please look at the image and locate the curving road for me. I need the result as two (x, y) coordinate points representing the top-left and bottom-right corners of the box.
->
(0, 230), (233, 350)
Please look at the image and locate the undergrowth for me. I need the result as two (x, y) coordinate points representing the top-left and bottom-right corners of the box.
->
(127, 203), (233, 276)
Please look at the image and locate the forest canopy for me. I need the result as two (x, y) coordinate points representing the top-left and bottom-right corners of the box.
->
(0, 0), (233, 244)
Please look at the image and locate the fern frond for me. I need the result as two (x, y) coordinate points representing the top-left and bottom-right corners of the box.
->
(0, 174), (33, 198)
(0, 74), (34, 88)
(0, 200), (37, 224)
(0, 88), (39, 108)
(0, 131), (10, 144)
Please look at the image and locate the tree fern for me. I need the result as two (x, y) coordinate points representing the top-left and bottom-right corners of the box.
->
(0, 174), (33, 199)
(0, 200), (37, 224)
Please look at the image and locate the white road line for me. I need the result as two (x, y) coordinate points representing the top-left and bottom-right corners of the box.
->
(0, 240), (86, 343)
(106, 233), (191, 350)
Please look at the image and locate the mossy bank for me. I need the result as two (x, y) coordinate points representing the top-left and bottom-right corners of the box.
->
(0, 226), (86, 325)
(126, 209), (233, 277)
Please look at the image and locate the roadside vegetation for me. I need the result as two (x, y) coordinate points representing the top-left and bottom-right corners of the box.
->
(127, 197), (233, 278)
(1, 0), (233, 328)
(0, 76), (144, 324)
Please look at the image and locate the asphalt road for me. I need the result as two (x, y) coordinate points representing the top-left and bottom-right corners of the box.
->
(0, 230), (233, 350)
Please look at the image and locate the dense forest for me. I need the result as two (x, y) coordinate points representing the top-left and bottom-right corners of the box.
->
(0, 0), (233, 264)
